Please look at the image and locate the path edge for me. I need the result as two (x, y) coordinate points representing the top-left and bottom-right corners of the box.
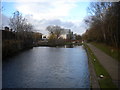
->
(83, 44), (100, 89)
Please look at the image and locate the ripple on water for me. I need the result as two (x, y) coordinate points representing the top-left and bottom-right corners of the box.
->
(3, 46), (90, 88)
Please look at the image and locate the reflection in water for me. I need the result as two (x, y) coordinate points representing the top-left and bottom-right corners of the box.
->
(3, 46), (90, 88)
(64, 44), (74, 48)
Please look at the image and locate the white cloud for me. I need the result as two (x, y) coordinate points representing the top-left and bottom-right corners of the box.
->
(14, 0), (87, 35)
(2, 0), (87, 35)
(15, 0), (78, 20)
(25, 16), (86, 35)
(1, 14), (9, 29)
(3, 0), (119, 2)
(25, 18), (75, 35)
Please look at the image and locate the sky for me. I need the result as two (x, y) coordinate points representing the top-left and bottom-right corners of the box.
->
(1, 0), (91, 35)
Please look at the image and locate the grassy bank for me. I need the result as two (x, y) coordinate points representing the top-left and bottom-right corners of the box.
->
(84, 43), (117, 89)
(91, 42), (120, 61)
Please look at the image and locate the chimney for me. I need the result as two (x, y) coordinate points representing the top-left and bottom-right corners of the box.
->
(4, 26), (9, 31)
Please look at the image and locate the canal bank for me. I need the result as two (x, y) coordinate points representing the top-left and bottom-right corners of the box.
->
(88, 44), (119, 89)
(84, 43), (100, 89)
(84, 43), (118, 89)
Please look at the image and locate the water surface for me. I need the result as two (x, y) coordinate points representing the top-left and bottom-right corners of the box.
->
(3, 46), (90, 88)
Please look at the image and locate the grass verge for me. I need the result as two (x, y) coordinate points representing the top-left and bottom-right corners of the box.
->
(83, 43), (117, 89)
(91, 42), (120, 61)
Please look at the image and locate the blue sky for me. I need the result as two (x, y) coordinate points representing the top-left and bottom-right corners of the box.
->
(2, 2), (16, 17)
(1, 0), (90, 35)
(69, 2), (89, 20)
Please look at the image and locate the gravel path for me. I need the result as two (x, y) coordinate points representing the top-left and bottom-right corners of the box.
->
(88, 44), (120, 88)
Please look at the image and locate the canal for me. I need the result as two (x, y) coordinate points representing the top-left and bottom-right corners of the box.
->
(2, 45), (90, 88)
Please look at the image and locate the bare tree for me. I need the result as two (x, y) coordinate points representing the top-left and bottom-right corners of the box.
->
(9, 11), (33, 32)
(9, 11), (34, 42)
(83, 2), (119, 47)
(46, 25), (65, 39)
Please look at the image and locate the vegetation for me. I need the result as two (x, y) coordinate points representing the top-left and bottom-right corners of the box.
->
(46, 25), (65, 39)
(82, 2), (120, 48)
(2, 11), (82, 58)
(82, 2), (119, 89)
(91, 42), (120, 61)
(74, 34), (82, 41)
(46, 26), (82, 46)
(2, 11), (42, 58)
(84, 43), (117, 89)
(46, 25), (66, 46)
(3, 40), (23, 57)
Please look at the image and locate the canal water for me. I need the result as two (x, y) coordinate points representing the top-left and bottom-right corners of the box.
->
(2, 45), (90, 88)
